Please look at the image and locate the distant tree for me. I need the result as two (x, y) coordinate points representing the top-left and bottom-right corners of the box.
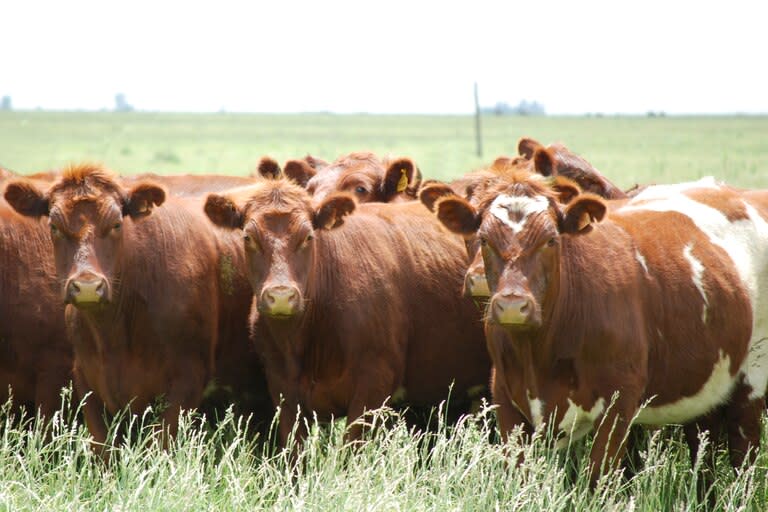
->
(0, 96), (10, 111)
(481, 99), (546, 116)
(114, 93), (134, 112)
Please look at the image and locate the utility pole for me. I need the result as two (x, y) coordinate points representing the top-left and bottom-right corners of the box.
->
(474, 82), (483, 158)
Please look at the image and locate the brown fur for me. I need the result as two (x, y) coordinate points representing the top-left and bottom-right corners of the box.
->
(435, 172), (765, 487)
(4, 165), (270, 451)
(0, 182), (71, 418)
(205, 179), (491, 446)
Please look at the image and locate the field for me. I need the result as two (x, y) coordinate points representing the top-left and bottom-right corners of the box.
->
(1, 112), (768, 511)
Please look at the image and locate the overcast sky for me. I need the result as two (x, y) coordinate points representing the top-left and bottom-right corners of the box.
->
(3, 1), (766, 114)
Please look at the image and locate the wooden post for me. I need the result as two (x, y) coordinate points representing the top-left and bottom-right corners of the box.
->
(474, 82), (482, 158)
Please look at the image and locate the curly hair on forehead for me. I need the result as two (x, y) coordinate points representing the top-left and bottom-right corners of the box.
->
(49, 163), (125, 200)
(471, 170), (564, 214)
(241, 177), (314, 216)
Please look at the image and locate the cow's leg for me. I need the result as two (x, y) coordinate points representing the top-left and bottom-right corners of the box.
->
(683, 408), (723, 505)
(344, 364), (399, 444)
(588, 401), (635, 489)
(73, 365), (110, 460)
(724, 380), (763, 470)
(161, 360), (207, 448)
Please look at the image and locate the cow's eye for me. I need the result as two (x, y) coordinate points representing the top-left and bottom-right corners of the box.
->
(299, 233), (314, 250)
(50, 224), (61, 237)
(113, 222), (122, 231)
(355, 186), (367, 194)
(243, 233), (251, 242)
(547, 238), (556, 247)
(479, 237), (488, 247)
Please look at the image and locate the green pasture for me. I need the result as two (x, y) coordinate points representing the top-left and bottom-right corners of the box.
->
(1, 111), (766, 189)
(2, 111), (768, 510)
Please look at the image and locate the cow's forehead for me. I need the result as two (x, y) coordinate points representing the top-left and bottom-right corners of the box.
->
(488, 194), (551, 234)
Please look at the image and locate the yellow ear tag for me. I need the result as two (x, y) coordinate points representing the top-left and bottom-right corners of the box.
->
(396, 169), (408, 193)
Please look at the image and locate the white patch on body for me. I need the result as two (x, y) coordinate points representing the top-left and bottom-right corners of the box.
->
(682, 243), (709, 323)
(490, 194), (549, 233)
(556, 397), (606, 449)
(526, 391), (544, 428)
(622, 186), (768, 401)
(635, 250), (649, 276)
(636, 351), (735, 424)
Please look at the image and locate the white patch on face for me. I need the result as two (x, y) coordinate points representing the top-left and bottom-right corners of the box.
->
(635, 250), (649, 276)
(489, 194), (549, 234)
(636, 351), (735, 424)
(682, 244), (709, 324)
(527, 391), (545, 428)
(621, 190), (768, 401)
(556, 397), (606, 449)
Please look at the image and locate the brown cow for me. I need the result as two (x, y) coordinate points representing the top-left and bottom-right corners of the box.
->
(123, 172), (258, 197)
(204, 178), (490, 446)
(434, 172), (768, 487)
(282, 151), (422, 204)
(3, 164), (268, 450)
(0, 176), (71, 419)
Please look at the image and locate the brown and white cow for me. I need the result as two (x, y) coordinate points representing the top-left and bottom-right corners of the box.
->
(3, 164), (269, 450)
(434, 171), (768, 486)
(0, 175), (71, 419)
(282, 151), (422, 204)
(204, 178), (490, 446)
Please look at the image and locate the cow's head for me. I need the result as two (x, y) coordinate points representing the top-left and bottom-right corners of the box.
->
(3, 164), (165, 308)
(433, 172), (605, 330)
(303, 152), (419, 204)
(205, 179), (355, 320)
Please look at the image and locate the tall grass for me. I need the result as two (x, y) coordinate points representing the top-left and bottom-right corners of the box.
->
(0, 390), (765, 511)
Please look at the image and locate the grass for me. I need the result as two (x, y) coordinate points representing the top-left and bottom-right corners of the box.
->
(1, 111), (767, 510)
(0, 392), (766, 511)
(1, 112), (767, 189)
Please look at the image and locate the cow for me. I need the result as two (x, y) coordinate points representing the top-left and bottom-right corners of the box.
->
(3, 164), (269, 452)
(203, 177), (491, 446)
(122, 172), (258, 198)
(432, 170), (768, 488)
(0, 175), (71, 419)
(281, 151), (422, 204)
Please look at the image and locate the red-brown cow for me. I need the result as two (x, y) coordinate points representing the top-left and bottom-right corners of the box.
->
(283, 151), (422, 204)
(0, 176), (71, 418)
(3, 164), (267, 450)
(204, 177), (490, 446)
(434, 172), (768, 486)
(123, 172), (258, 197)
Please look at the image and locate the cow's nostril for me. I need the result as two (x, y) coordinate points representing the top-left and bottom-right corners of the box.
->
(71, 282), (81, 292)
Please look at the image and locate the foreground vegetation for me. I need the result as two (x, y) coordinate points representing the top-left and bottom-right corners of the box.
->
(1, 112), (766, 189)
(1, 391), (766, 511)
(2, 112), (767, 510)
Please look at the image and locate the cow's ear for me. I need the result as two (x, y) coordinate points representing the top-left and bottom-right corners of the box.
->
(518, 137), (543, 159)
(283, 159), (316, 188)
(435, 196), (481, 236)
(533, 148), (556, 177)
(124, 182), (165, 218)
(560, 194), (606, 235)
(256, 157), (282, 180)
(4, 180), (49, 217)
(406, 165), (423, 197)
(204, 194), (244, 229)
(419, 183), (455, 212)
(382, 158), (415, 200)
(304, 154), (329, 171)
(551, 176), (581, 204)
(313, 193), (356, 230)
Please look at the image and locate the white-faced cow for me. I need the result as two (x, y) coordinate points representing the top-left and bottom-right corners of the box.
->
(434, 170), (768, 486)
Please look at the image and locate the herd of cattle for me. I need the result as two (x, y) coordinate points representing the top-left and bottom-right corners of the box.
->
(1, 138), (767, 487)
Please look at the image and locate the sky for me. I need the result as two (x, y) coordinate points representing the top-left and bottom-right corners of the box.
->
(2, 0), (767, 115)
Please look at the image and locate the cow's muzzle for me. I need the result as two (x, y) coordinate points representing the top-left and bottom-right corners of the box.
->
(65, 274), (109, 306)
(490, 292), (539, 327)
(259, 285), (301, 318)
